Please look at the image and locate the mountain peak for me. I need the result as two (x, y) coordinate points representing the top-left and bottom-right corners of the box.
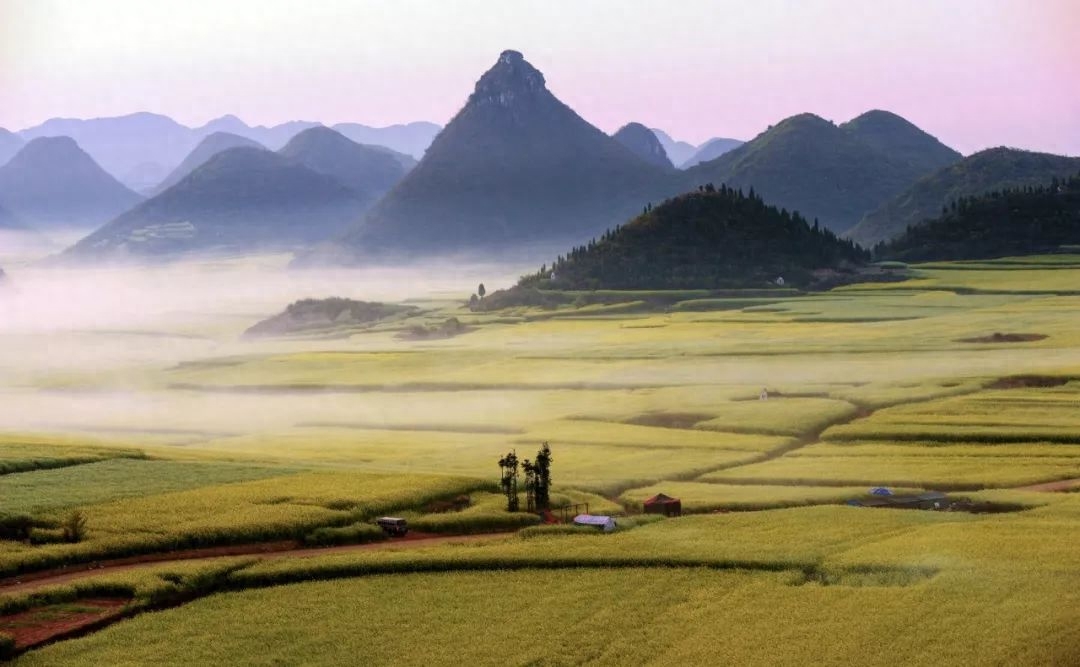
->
(471, 50), (547, 106)
(612, 122), (673, 169)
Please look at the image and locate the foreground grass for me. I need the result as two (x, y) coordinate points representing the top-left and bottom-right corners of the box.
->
(13, 495), (1080, 666)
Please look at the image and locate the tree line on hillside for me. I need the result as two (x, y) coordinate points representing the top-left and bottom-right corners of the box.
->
(518, 184), (868, 291)
(874, 174), (1080, 262)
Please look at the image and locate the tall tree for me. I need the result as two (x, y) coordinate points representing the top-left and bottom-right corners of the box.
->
(534, 442), (553, 511)
(497, 450), (520, 512)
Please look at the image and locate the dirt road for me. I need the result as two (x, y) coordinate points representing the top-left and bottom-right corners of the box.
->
(0, 532), (513, 597)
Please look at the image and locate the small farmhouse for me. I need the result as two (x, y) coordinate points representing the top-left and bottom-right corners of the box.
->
(643, 493), (682, 517)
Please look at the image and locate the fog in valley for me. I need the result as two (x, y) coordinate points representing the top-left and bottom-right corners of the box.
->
(0, 234), (531, 443)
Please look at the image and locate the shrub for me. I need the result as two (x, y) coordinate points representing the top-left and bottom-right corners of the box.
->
(409, 511), (540, 534)
(62, 510), (89, 543)
(304, 523), (386, 547)
(0, 632), (14, 660)
(0, 513), (34, 541)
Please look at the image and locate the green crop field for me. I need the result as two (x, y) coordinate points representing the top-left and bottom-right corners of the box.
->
(2, 256), (1080, 664)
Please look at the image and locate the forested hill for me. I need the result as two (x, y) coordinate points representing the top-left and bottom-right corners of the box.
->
(875, 174), (1080, 262)
(519, 185), (868, 290)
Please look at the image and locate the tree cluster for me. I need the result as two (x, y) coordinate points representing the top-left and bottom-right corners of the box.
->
(517, 184), (868, 290)
(874, 173), (1080, 262)
(499, 443), (553, 513)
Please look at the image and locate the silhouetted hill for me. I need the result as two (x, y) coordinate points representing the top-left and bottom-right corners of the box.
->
(18, 114), (436, 187)
(612, 123), (673, 169)
(0, 137), (143, 230)
(650, 129), (697, 167)
(0, 201), (23, 230)
(840, 110), (961, 175)
(0, 129), (23, 167)
(278, 127), (410, 202)
(684, 113), (940, 233)
(680, 137), (743, 168)
(19, 113), (193, 189)
(194, 115), (320, 150)
(65, 147), (363, 258)
(322, 50), (679, 260)
(846, 148), (1080, 246)
(149, 132), (265, 195)
(876, 174), (1080, 262)
(331, 122), (441, 160)
(516, 185), (867, 290)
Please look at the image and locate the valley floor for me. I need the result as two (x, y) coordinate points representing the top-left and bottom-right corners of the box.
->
(1, 254), (1079, 664)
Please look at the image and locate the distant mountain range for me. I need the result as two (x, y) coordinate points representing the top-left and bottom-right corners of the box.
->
(846, 148), (1080, 246)
(16, 113), (441, 190)
(612, 123), (674, 169)
(685, 111), (962, 233)
(316, 51), (682, 261)
(0, 137), (144, 230)
(0, 201), (23, 230)
(0, 129), (24, 167)
(64, 146), (363, 258)
(278, 127), (412, 202)
(649, 129), (698, 167)
(63, 127), (412, 259)
(149, 132), (265, 196)
(679, 138), (745, 168)
(877, 173), (1080, 262)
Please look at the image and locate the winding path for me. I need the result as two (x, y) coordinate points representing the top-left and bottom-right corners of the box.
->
(0, 532), (512, 597)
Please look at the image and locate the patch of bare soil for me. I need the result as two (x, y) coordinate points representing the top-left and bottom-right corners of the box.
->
(988, 375), (1070, 389)
(957, 332), (1048, 344)
(0, 598), (129, 650)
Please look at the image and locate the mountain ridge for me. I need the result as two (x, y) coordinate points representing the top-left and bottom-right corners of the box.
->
(0, 136), (144, 230)
(845, 147), (1080, 246)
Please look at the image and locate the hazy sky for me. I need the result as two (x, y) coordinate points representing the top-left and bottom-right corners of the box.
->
(2, 0), (1078, 155)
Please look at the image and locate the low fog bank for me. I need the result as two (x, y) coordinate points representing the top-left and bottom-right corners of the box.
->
(0, 253), (529, 335)
(0, 252), (529, 386)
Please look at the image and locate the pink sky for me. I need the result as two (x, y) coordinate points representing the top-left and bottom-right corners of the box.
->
(1, 0), (1078, 155)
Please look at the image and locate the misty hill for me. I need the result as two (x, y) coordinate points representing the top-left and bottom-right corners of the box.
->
(19, 113), (195, 190)
(0, 201), (23, 230)
(680, 137), (744, 168)
(0, 137), (143, 230)
(0, 129), (24, 167)
(840, 110), (961, 175)
(194, 115), (319, 150)
(65, 147), (363, 258)
(876, 174), (1080, 262)
(244, 298), (417, 338)
(684, 112), (945, 233)
(517, 185), (867, 291)
(650, 129), (697, 167)
(325, 50), (680, 259)
(612, 123), (673, 169)
(278, 127), (410, 202)
(149, 132), (265, 195)
(332, 122), (442, 160)
(18, 114), (439, 189)
(846, 148), (1080, 246)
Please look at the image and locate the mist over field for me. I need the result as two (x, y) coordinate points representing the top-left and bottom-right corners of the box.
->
(0, 246), (530, 435)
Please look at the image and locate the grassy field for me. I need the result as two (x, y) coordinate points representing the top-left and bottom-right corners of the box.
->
(2, 256), (1080, 663)
(13, 493), (1080, 665)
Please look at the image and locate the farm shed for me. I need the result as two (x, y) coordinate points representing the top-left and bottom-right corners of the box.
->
(643, 493), (682, 517)
(573, 514), (617, 532)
